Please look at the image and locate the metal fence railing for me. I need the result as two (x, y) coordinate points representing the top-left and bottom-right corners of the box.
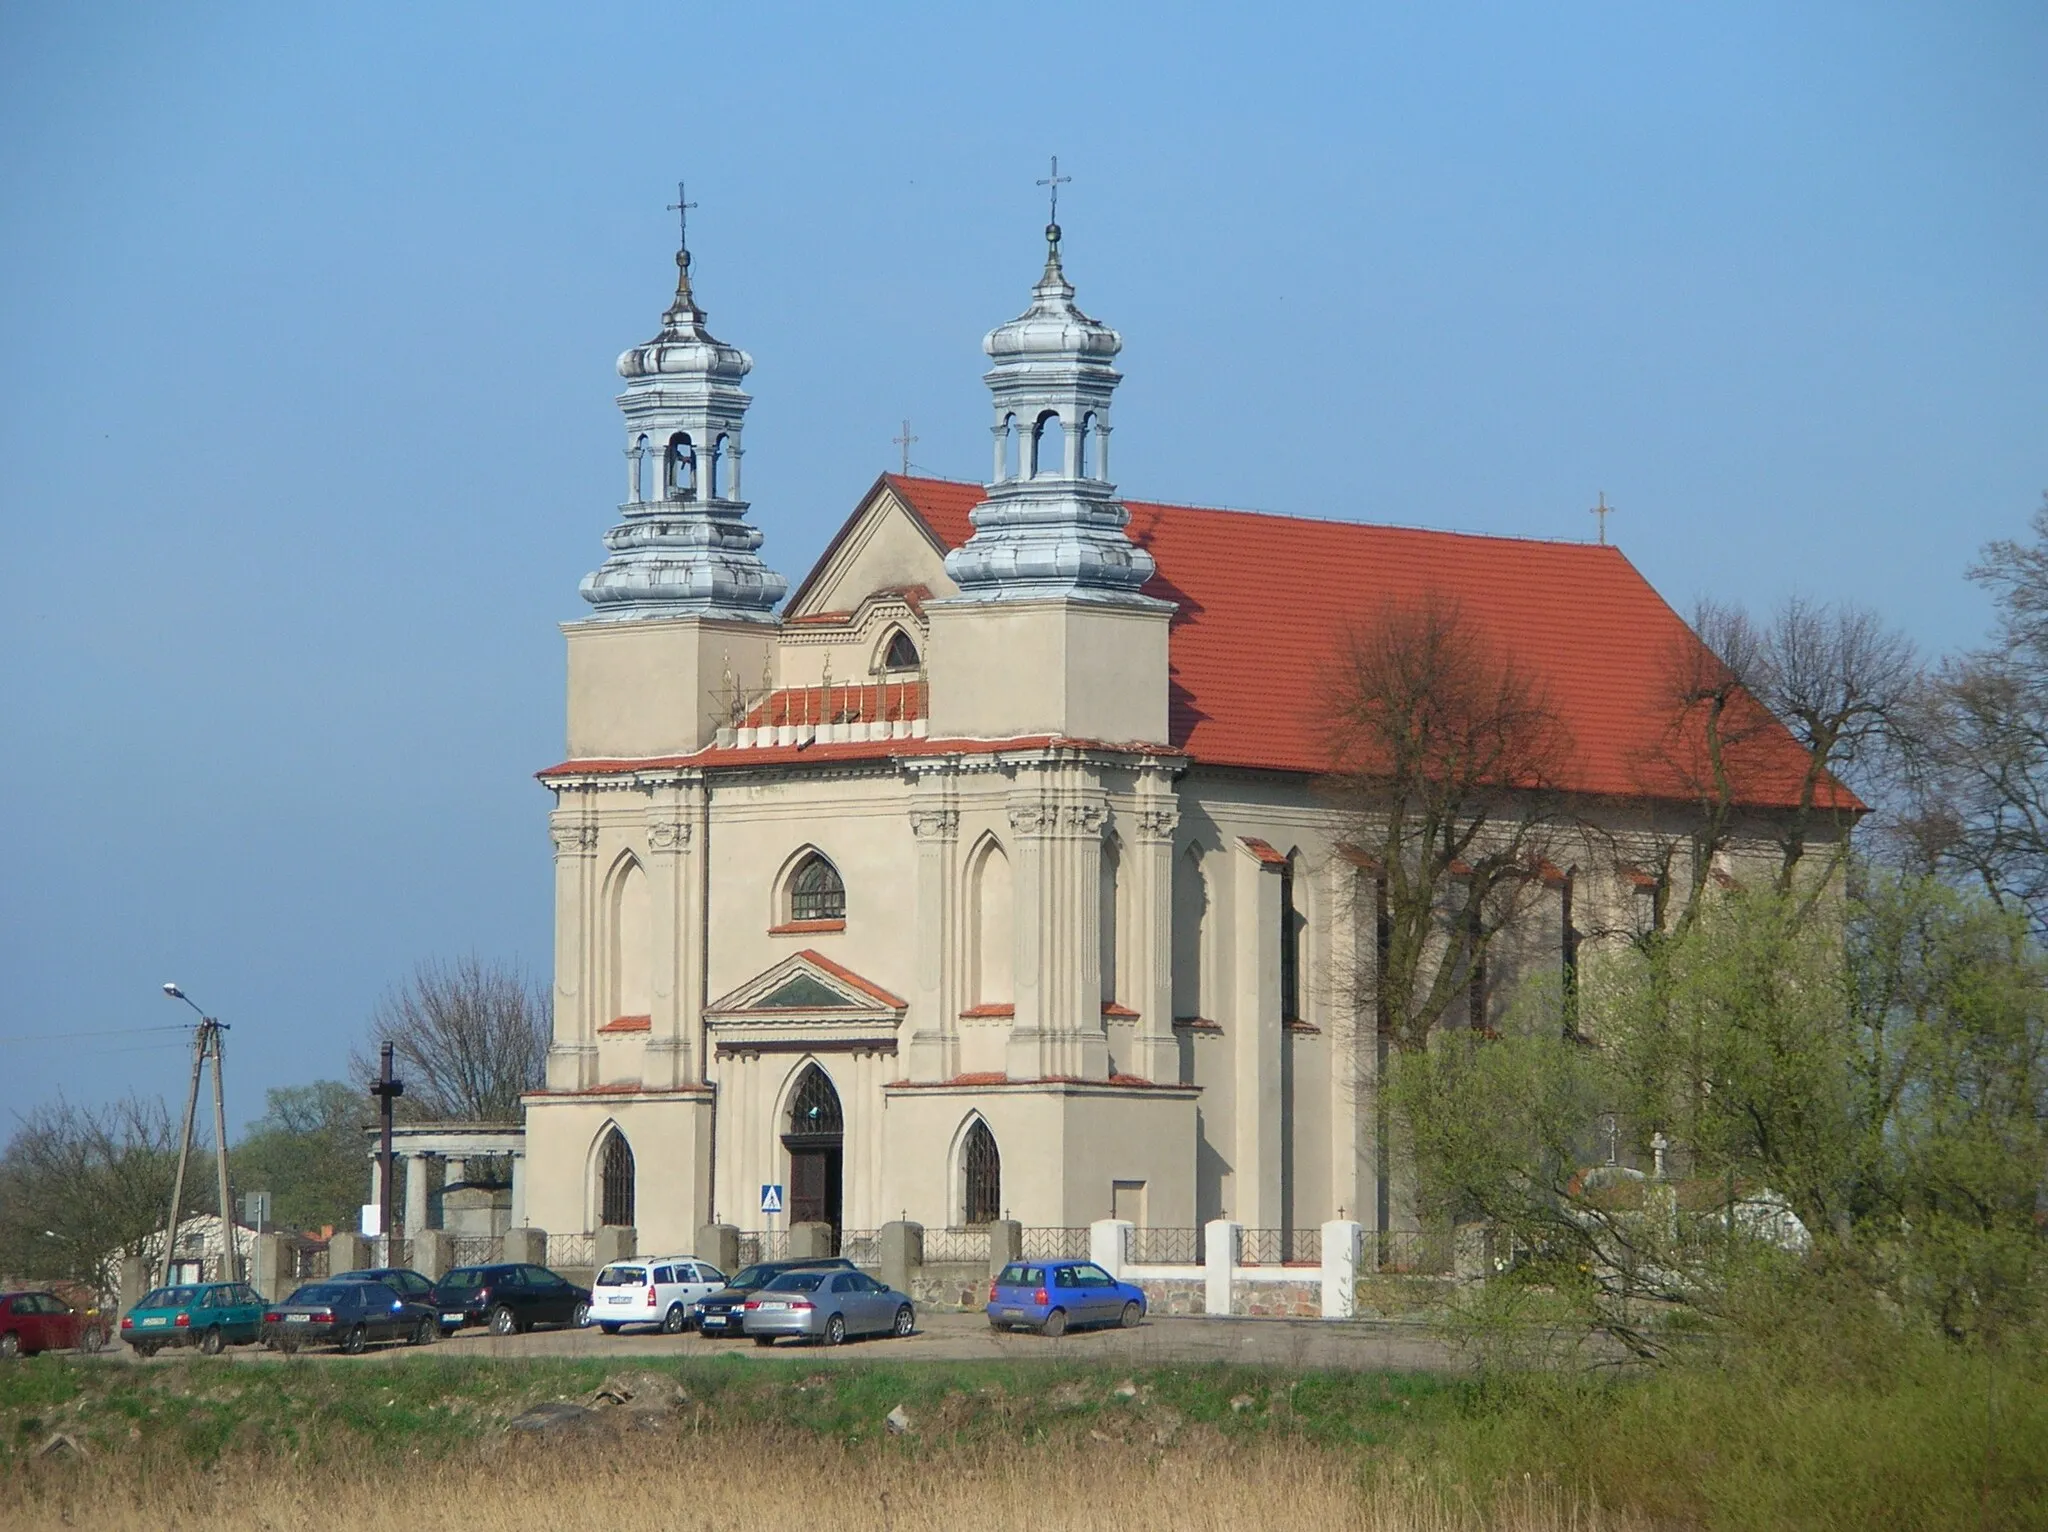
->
(1129, 1226), (1203, 1265)
(1367, 1228), (1454, 1275)
(1237, 1228), (1321, 1266)
(1019, 1227), (1091, 1261)
(448, 1235), (503, 1268)
(291, 1247), (331, 1282)
(920, 1227), (990, 1264)
(546, 1233), (596, 1270)
(736, 1231), (791, 1267)
(839, 1230), (881, 1265)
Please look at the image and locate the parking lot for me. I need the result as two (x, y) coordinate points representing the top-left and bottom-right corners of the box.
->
(106, 1309), (1463, 1372)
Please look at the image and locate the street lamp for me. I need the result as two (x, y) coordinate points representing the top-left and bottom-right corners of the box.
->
(157, 984), (238, 1286)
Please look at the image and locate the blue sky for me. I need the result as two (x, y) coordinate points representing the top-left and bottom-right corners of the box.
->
(1, 2), (2042, 1133)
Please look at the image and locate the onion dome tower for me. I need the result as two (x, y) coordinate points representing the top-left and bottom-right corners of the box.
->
(941, 214), (1160, 604)
(578, 222), (786, 621)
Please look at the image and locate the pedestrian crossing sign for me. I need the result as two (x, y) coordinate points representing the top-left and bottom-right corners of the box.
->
(760, 1183), (784, 1215)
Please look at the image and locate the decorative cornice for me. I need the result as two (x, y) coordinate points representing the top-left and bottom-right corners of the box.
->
(549, 822), (599, 854)
(909, 806), (960, 840)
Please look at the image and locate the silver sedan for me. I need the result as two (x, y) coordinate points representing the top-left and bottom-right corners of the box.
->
(740, 1269), (915, 1346)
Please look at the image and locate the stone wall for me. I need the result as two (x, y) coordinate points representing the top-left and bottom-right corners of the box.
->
(1131, 1277), (1205, 1316)
(1232, 1278), (1320, 1318)
(908, 1261), (989, 1312)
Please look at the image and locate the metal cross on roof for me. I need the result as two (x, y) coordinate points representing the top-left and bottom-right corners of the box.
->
(1036, 155), (1071, 229)
(893, 419), (918, 475)
(1591, 491), (1615, 545)
(667, 181), (699, 252)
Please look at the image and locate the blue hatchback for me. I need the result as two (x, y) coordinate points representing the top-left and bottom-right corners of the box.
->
(986, 1259), (1146, 1337)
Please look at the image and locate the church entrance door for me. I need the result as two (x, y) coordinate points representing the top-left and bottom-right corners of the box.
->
(782, 1065), (845, 1251)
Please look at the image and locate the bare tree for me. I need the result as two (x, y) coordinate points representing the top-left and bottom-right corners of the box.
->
(354, 957), (550, 1121)
(0, 1096), (180, 1292)
(1324, 595), (1574, 1053)
(1653, 598), (1914, 928)
(1901, 495), (2048, 935)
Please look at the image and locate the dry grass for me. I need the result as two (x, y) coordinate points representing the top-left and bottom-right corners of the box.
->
(5, 1437), (1637, 1532)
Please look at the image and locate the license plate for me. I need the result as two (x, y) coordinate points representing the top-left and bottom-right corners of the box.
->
(607, 1295), (633, 1304)
(702, 1315), (727, 1327)
(143, 1317), (167, 1326)
(442, 1312), (464, 1322)
(287, 1314), (311, 1323)
(1002, 1309), (1024, 1320)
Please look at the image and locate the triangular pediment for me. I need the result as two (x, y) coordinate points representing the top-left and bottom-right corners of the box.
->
(782, 476), (960, 621)
(707, 948), (908, 1017)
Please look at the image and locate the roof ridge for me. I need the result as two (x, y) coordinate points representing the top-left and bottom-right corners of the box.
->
(888, 472), (1630, 555)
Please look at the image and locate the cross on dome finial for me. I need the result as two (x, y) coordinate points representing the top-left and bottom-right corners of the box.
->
(1036, 155), (1071, 249)
(667, 181), (699, 294)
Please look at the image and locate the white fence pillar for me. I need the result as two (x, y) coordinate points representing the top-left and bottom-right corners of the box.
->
(1204, 1219), (1240, 1317)
(1090, 1219), (1133, 1280)
(1321, 1219), (1362, 1319)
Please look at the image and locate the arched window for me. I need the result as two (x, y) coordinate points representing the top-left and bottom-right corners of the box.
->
(1100, 834), (1122, 1006)
(710, 433), (729, 498)
(667, 433), (696, 500)
(969, 837), (1013, 1006)
(1001, 412), (1019, 481)
(1031, 411), (1065, 478)
(882, 628), (920, 671)
(610, 856), (651, 1021)
(1078, 412), (1097, 479)
(633, 433), (651, 502)
(787, 1064), (844, 1138)
(599, 1129), (635, 1227)
(1280, 850), (1305, 1023)
(788, 853), (845, 923)
(1172, 845), (1207, 1020)
(962, 1119), (1000, 1225)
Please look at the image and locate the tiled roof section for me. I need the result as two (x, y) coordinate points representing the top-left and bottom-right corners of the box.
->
(1239, 837), (1289, 866)
(597, 1014), (651, 1034)
(742, 682), (925, 730)
(887, 476), (1855, 811)
(795, 949), (909, 1011)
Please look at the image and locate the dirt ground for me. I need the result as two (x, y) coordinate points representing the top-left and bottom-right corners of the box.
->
(102, 1309), (1468, 1371)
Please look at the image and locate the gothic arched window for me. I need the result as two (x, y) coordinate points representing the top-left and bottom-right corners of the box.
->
(667, 433), (696, 500)
(599, 1129), (635, 1228)
(788, 853), (845, 923)
(882, 628), (920, 671)
(1032, 411), (1065, 478)
(787, 1064), (844, 1138)
(962, 1119), (1000, 1225)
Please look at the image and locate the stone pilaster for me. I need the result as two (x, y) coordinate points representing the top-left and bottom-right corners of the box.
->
(645, 778), (707, 1087)
(906, 777), (962, 1081)
(547, 805), (601, 1090)
(1233, 838), (1284, 1230)
(1128, 776), (1180, 1083)
(1006, 776), (1110, 1082)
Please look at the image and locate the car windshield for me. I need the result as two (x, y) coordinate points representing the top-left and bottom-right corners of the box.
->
(139, 1287), (200, 1308)
(725, 1265), (774, 1290)
(596, 1266), (647, 1287)
(762, 1272), (825, 1293)
(438, 1269), (487, 1289)
(995, 1265), (1043, 1287)
(285, 1284), (355, 1306)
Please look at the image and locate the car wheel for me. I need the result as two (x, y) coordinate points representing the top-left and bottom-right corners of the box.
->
(198, 1326), (225, 1356)
(893, 1304), (915, 1338)
(663, 1305), (691, 1334)
(752, 1335), (776, 1348)
(411, 1317), (435, 1346)
(1120, 1301), (1142, 1329)
(1041, 1308), (1068, 1338)
(338, 1324), (367, 1356)
(489, 1305), (519, 1337)
(0, 1332), (19, 1359)
(823, 1314), (846, 1347)
(571, 1301), (591, 1329)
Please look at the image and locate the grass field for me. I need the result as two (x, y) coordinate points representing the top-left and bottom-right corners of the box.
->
(1, 1344), (2041, 1530)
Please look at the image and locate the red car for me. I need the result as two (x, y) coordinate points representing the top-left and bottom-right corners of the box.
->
(0, 1290), (99, 1357)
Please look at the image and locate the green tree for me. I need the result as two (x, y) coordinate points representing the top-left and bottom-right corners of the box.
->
(231, 1081), (369, 1235)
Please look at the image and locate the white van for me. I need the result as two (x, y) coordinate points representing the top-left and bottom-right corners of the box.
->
(590, 1257), (728, 1334)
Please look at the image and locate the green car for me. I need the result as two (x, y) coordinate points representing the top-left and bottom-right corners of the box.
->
(120, 1281), (267, 1357)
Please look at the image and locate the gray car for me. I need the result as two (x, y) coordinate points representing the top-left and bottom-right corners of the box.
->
(740, 1269), (915, 1346)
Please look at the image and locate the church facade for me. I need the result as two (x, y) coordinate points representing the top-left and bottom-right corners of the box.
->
(519, 218), (1832, 1257)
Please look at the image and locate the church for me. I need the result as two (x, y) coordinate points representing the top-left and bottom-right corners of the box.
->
(518, 209), (1832, 1259)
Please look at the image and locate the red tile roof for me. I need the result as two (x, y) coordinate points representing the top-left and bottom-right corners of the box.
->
(793, 949), (908, 1011)
(883, 475), (1853, 812)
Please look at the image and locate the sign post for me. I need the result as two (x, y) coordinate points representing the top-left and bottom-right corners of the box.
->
(761, 1183), (783, 1254)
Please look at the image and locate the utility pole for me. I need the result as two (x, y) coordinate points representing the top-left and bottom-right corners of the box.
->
(370, 1043), (405, 1261)
(159, 985), (238, 1286)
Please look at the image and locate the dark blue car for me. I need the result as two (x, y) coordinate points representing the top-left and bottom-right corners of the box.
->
(985, 1260), (1145, 1337)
